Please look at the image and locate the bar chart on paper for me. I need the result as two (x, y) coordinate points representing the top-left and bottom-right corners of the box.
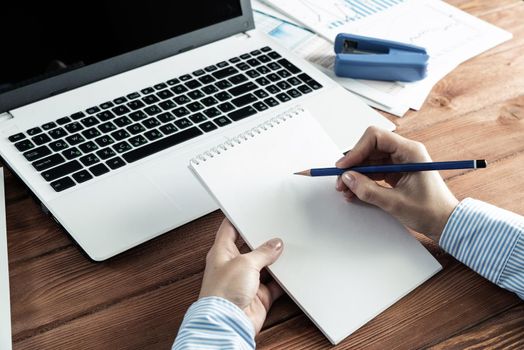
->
(263, 0), (406, 33)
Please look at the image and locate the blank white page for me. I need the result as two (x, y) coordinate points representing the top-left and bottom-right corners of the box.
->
(190, 107), (441, 344)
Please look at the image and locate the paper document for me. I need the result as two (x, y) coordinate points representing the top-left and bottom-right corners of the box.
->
(257, 0), (511, 115)
(190, 107), (442, 344)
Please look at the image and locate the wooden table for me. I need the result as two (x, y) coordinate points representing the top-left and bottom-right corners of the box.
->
(5, 1), (524, 348)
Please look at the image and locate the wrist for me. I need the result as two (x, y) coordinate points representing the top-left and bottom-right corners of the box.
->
(428, 196), (459, 241)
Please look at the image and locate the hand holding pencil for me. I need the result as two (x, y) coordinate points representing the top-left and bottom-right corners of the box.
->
(330, 127), (462, 242)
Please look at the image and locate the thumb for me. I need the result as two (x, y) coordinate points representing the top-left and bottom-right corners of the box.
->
(341, 171), (397, 211)
(244, 238), (284, 270)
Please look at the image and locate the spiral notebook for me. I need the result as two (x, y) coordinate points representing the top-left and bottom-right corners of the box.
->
(189, 107), (442, 344)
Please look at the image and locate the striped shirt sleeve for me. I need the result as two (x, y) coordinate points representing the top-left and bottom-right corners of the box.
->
(172, 296), (255, 350)
(440, 198), (524, 299)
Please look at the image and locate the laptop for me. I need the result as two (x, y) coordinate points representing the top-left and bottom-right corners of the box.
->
(0, 1), (394, 261)
(0, 169), (12, 350)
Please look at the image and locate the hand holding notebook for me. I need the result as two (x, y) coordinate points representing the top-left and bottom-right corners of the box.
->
(189, 106), (441, 344)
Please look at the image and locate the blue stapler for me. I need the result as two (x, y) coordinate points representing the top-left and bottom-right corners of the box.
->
(334, 33), (429, 82)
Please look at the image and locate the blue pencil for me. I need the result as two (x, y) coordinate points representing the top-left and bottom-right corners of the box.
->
(294, 160), (487, 177)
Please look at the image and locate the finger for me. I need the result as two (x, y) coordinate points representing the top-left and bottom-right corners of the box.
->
(244, 238), (284, 271)
(257, 280), (285, 312)
(211, 219), (240, 260)
(341, 171), (399, 212)
(336, 127), (406, 168)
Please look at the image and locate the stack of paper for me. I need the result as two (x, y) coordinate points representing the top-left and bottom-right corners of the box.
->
(254, 0), (511, 117)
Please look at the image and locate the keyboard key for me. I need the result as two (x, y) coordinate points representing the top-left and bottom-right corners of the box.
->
(264, 97), (279, 107)
(23, 145), (51, 162)
(287, 88), (302, 99)
(143, 118), (160, 129)
(127, 123), (146, 135)
(214, 116), (232, 127)
(205, 65), (218, 72)
(256, 66), (270, 75)
(27, 127), (42, 136)
(114, 116), (132, 127)
(143, 129), (163, 141)
(202, 85), (219, 95)
(113, 141), (132, 153)
(173, 107), (190, 118)
(113, 96), (128, 105)
(49, 140), (69, 152)
(41, 160), (83, 182)
(215, 80), (232, 89)
(229, 82), (257, 97)
(96, 110), (116, 121)
(217, 61), (228, 68)
(277, 69), (292, 79)
(78, 141), (99, 153)
(268, 51), (281, 60)
(246, 69), (260, 79)
(228, 106), (257, 121)
(81, 116), (100, 127)
(141, 87), (155, 95)
(71, 111), (86, 120)
(62, 147), (82, 160)
(72, 170), (93, 183)
(255, 77), (270, 86)
(276, 81), (291, 90)
(199, 75), (216, 84)
(276, 92), (291, 103)
(128, 135), (148, 147)
(123, 126), (203, 163)
(261, 46), (272, 52)
(65, 134), (85, 146)
(111, 105), (130, 116)
(171, 84), (188, 94)
(8, 133), (25, 142)
(65, 122), (83, 133)
(288, 77), (302, 86)
(267, 73), (281, 82)
(94, 135), (115, 147)
(254, 89), (269, 99)
(127, 100), (146, 111)
(229, 74), (248, 85)
(192, 69), (205, 77)
(166, 78), (180, 86)
(157, 89), (174, 100)
(154, 83), (167, 90)
(48, 127), (67, 139)
(159, 124), (178, 135)
(100, 101), (115, 110)
(42, 122), (57, 131)
(97, 148), (116, 160)
(57, 116), (72, 125)
(50, 177), (76, 192)
(89, 163), (110, 177)
(203, 108), (221, 118)
(189, 113), (207, 124)
(246, 58), (261, 67)
(32, 134), (51, 145)
(229, 57), (241, 63)
(199, 121), (218, 133)
(258, 55), (271, 63)
(215, 91), (232, 101)
(250, 50), (261, 56)
(266, 85), (281, 94)
(240, 53), (251, 60)
(298, 73), (323, 90)
(231, 93), (257, 108)
(187, 90), (205, 100)
(127, 92), (140, 100)
(129, 111), (147, 122)
(106, 157), (126, 170)
(236, 62), (250, 71)
(33, 154), (65, 172)
(187, 102), (204, 112)
(80, 154), (100, 167)
(111, 129), (130, 141)
(253, 102), (269, 111)
(86, 106), (100, 115)
(212, 67), (239, 80)
(144, 105), (163, 116)
(218, 102), (235, 113)
(201, 97), (218, 107)
(82, 128), (101, 140)
(157, 112), (176, 123)
(159, 100), (176, 110)
(142, 95), (160, 105)
(298, 85), (313, 94)
(180, 74), (192, 81)
(174, 118), (193, 129)
(98, 122), (117, 133)
(267, 62), (281, 71)
(173, 95), (191, 105)
(185, 80), (202, 89)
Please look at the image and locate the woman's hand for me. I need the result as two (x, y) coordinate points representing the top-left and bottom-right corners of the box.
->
(199, 219), (284, 334)
(336, 126), (459, 241)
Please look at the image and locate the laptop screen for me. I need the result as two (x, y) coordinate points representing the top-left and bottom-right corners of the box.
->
(0, 1), (243, 95)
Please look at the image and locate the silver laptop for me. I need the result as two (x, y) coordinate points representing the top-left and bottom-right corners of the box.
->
(0, 169), (12, 350)
(0, 1), (394, 261)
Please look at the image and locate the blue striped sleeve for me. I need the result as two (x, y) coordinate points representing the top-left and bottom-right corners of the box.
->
(440, 198), (524, 299)
(172, 296), (255, 350)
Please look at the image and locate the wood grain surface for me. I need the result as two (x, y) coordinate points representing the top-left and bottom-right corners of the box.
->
(5, 1), (524, 349)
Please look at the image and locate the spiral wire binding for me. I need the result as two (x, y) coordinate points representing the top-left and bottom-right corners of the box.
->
(190, 106), (305, 166)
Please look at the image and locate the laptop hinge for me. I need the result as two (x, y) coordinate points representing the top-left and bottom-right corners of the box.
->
(0, 112), (14, 124)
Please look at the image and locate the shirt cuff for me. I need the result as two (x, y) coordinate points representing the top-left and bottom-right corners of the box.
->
(440, 198), (522, 285)
(173, 296), (255, 350)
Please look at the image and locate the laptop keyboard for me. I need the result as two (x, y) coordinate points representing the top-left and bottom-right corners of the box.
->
(7, 46), (323, 192)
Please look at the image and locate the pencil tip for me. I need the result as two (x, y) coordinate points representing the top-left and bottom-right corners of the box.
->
(294, 170), (310, 176)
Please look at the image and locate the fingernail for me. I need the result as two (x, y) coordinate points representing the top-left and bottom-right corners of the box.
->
(343, 173), (355, 189)
(266, 238), (283, 251)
